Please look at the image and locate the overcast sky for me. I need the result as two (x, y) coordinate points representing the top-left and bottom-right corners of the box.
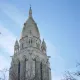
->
(0, 0), (80, 80)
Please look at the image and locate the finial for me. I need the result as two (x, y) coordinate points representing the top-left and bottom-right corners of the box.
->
(29, 4), (32, 17)
(30, 4), (31, 9)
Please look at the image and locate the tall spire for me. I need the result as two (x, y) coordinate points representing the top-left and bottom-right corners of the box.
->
(29, 5), (32, 18)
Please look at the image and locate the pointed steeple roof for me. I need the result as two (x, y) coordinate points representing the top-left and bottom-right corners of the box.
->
(20, 6), (40, 39)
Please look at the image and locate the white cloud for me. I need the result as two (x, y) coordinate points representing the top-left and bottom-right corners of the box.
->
(0, 55), (10, 70)
(0, 24), (16, 55)
(46, 40), (65, 70)
(0, 2), (25, 55)
(51, 71), (63, 80)
(0, 24), (15, 80)
(46, 40), (57, 56)
(0, 2), (26, 26)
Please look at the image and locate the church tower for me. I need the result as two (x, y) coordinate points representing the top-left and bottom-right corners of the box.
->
(9, 7), (51, 80)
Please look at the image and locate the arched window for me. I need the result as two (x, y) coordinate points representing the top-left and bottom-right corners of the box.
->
(24, 58), (26, 79)
(29, 39), (32, 45)
(36, 42), (40, 49)
(32, 58), (36, 77)
(29, 39), (30, 44)
(31, 39), (32, 44)
(22, 43), (23, 48)
(37, 43), (40, 49)
(18, 61), (20, 80)
(40, 62), (42, 80)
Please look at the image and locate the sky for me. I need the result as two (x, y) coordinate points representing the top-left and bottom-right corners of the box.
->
(0, 0), (80, 80)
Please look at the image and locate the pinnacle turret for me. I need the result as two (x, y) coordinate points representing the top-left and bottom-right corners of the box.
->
(14, 40), (19, 54)
(42, 39), (46, 49)
(14, 40), (19, 46)
(41, 39), (47, 54)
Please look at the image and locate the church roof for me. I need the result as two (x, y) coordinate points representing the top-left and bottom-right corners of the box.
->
(21, 6), (40, 39)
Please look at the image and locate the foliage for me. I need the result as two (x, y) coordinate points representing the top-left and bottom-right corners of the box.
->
(0, 69), (8, 80)
(62, 63), (80, 80)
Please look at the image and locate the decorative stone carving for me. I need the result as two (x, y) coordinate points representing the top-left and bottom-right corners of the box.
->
(9, 6), (51, 80)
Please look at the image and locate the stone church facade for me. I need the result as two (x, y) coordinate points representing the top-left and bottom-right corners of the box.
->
(9, 7), (51, 80)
